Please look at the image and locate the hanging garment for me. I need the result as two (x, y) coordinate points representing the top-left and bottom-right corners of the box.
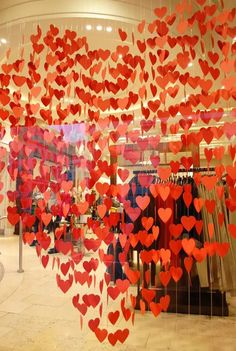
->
(155, 181), (175, 250)
(198, 182), (236, 292)
(107, 238), (124, 281)
(176, 177), (202, 241)
(174, 176), (204, 286)
(223, 184), (236, 295)
(126, 174), (157, 251)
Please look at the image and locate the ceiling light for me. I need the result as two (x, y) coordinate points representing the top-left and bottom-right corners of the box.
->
(181, 95), (189, 102)
(64, 97), (75, 104)
(106, 26), (112, 32)
(188, 62), (193, 67)
(85, 24), (92, 31)
(233, 36), (236, 43)
(118, 54), (123, 58)
(96, 25), (103, 31)
(0, 38), (7, 44)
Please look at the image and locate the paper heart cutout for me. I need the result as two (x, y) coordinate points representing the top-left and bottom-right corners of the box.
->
(3, 2), (236, 343)
(181, 216), (196, 232)
(159, 271), (171, 287)
(170, 266), (183, 282)
(136, 195), (150, 210)
(182, 238), (195, 256)
(158, 208), (172, 223)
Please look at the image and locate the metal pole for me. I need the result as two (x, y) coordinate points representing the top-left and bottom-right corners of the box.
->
(17, 219), (24, 273)
(17, 126), (24, 273)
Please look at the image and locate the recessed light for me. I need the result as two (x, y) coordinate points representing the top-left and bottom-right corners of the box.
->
(106, 26), (112, 32)
(0, 38), (7, 44)
(96, 25), (103, 31)
(85, 24), (92, 31)
(188, 62), (193, 67)
(181, 95), (189, 102)
(64, 97), (74, 104)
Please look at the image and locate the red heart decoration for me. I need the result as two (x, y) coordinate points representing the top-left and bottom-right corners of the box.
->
(136, 195), (150, 210)
(181, 216), (196, 232)
(182, 238), (195, 256)
(3, 2), (236, 342)
(158, 208), (172, 223)
(170, 266), (183, 282)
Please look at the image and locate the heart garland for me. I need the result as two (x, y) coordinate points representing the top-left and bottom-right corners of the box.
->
(1, 0), (236, 346)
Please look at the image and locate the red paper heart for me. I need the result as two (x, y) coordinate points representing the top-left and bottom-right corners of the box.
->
(159, 271), (171, 287)
(158, 208), (172, 223)
(94, 328), (108, 343)
(170, 266), (183, 283)
(182, 238), (195, 256)
(136, 195), (150, 210)
(56, 274), (73, 293)
(150, 302), (161, 317)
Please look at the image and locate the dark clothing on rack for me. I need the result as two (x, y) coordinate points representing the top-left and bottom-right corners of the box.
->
(176, 176), (203, 242)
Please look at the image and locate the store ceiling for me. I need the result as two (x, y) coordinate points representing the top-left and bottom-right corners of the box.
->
(0, 0), (235, 137)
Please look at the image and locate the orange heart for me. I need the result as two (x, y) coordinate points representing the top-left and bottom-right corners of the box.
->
(118, 28), (127, 41)
(170, 266), (183, 282)
(181, 216), (196, 232)
(149, 184), (159, 198)
(183, 192), (192, 208)
(141, 217), (154, 231)
(169, 223), (183, 238)
(182, 238), (195, 256)
(193, 198), (204, 213)
(118, 168), (129, 182)
(208, 223), (214, 238)
(97, 204), (107, 219)
(137, 20), (145, 33)
(158, 167), (171, 180)
(157, 185), (170, 201)
(158, 208), (172, 223)
(169, 239), (182, 256)
(124, 265), (140, 284)
(226, 165), (236, 180)
(41, 212), (52, 226)
(154, 6), (167, 18)
(152, 225), (159, 239)
(159, 295), (170, 311)
(136, 195), (150, 210)
(159, 271), (171, 287)
(160, 248), (171, 265)
(77, 201), (89, 215)
(228, 224), (236, 239)
(184, 257), (193, 273)
(193, 247), (207, 262)
(150, 302), (161, 317)
(125, 207), (141, 222)
(168, 141), (182, 154)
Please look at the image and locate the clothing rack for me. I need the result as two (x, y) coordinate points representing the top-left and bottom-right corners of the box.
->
(133, 169), (157, 175)
(177, 167), (216, 173)
(129, 168), (229, 316)
(133, 167), (216, 175)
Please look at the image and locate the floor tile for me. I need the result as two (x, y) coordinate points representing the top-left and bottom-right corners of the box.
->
(0, 326), (13, 338)
(0, 236), (235, 351)
(0, 300), (30, 314)
(23, 294), (67, 307)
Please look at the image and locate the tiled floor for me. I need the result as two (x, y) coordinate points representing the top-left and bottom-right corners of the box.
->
(0, 235), (236, 351)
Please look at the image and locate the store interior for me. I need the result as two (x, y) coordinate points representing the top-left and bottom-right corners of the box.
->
(0, 0), (236, 350)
